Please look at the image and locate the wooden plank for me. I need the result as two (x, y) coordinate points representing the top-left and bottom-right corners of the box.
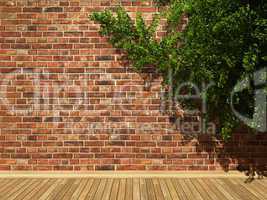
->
(77, 179), (95, 200)
(5, 179), (36, 200)
(256, 179), (267, 188)
(117, 178), (126, 200)
(210, 178), (239, 200)
(125, 178), (133, 200)
(110, 178), (120, 200)
(102, 178), (114, 200)
(0, 178), (8, 188)
(70, 178), (89, 200)
(253, 179), (267, 191)
(140, 178), (148, 200)
(39, 178), (66, 200)
(198, 178), (227, 200)
(146, 178), (157, 200)
(247, 180), (267, 199)
(86, 178), (101, 200)
(62, 179), (81, 200)
(158, 178), (172, 200)
(93, 178), (107, 200)
(184, 178), (203, 200)
(52, 179), (75, 200)
(152, 178), (165, 200)
(0, 178), (24, 194)
(133, 178), (141, 200)
(12, 179), (43, 200)
(233, 178), (265, 200)
(190, 178), (212, 200)
(28, 179), (58, 200)
(170, 178), (187, 200)
(0, 178), (19, 194)
(1, 179), (30, 199)
(223, 178), (253, 200)
(20, 178), (50, 200)
(177, 178), (195, 200)
(164, 178), (181, 200)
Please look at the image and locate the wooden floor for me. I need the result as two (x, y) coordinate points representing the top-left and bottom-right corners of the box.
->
(0, 177), (266, 200)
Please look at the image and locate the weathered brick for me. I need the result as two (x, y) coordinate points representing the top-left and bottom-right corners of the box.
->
(32, 44), (52, 49)
(44, 7), (63, 12)
(0, 32), (21, 37)
(95, 56), (115, 61)
(64, 141), (84, 146)
(95, 165), (115, 170)
(44, 117), (62, 122)
(53, 44), (73, 49)
(23, 7), (42, 12)
(53, 154), (73, 159)
(64, 31), (83, 37)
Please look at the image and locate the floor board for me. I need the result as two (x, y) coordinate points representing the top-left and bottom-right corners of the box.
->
(0, 177), (266, 200)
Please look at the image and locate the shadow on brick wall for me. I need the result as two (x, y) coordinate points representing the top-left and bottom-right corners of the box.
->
(194, 132), (267, 181)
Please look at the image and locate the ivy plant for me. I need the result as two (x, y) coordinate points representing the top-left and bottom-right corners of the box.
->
(91, 0), (267, 140)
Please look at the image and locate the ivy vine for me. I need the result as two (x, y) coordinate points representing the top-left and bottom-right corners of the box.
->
(91, 0), (267, 139)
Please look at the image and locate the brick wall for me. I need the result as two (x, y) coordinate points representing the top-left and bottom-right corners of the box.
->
(0, 0), (266, 171)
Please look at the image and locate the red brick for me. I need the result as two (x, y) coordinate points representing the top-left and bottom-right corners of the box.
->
(22, 32), (42, 37)
(0, 32), (21, 37)
(53, 44), (73, 49)
(32, 44), (52, 49)
(23, 7), (43, 12)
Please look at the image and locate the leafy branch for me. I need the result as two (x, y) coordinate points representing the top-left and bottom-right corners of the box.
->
(91, 0), (267, 139)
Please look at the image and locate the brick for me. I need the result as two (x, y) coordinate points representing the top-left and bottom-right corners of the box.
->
(95, 56), (115, 61)
(23, 117), (42, 122)
(32, 44), (52, 49)
(44, 117), (62, 122)
(32, 19), (51, 24)
(11, 44), (30, 49)
(22, 32), (42, 37)
(95, 154), (114, 158)
(11, 154), (30, 159)
(53, 56), (73, 61)
(60, 2), (69, 6)
(33, 56), (52, 61)
(106, 141), (125, 146)
(0, 160), (16, 164)
(54, 166), (73, 170)
(64, 32), (83, 37)
(13, 56), (32, 61)
(53, 44), (73, 49)
(1, 117), (21, 123)
(117, 165), (146, 170)
(44, 7), (63, 12)
(66, 68), (84, 73)
(23, 7), (43, 12)
(85, 141), (104, 146)
(43, 32), (63, 37)
(53, 154), (73, 159)
(0, 7), (21, 13)
(64, 7), (82, 12)
(64, 141), (84, 146)
(0, 32), (21, 37)
(95, 165), (115, 170)
(0, 56), (11, 60)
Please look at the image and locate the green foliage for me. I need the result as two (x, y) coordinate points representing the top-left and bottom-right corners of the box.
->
(91, 0), (267, 139)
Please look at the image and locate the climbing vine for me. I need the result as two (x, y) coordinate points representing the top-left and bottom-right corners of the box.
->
(91, 0), (267, 139)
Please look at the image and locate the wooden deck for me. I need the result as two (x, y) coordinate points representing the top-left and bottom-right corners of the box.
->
(0, 177), (266, 200)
